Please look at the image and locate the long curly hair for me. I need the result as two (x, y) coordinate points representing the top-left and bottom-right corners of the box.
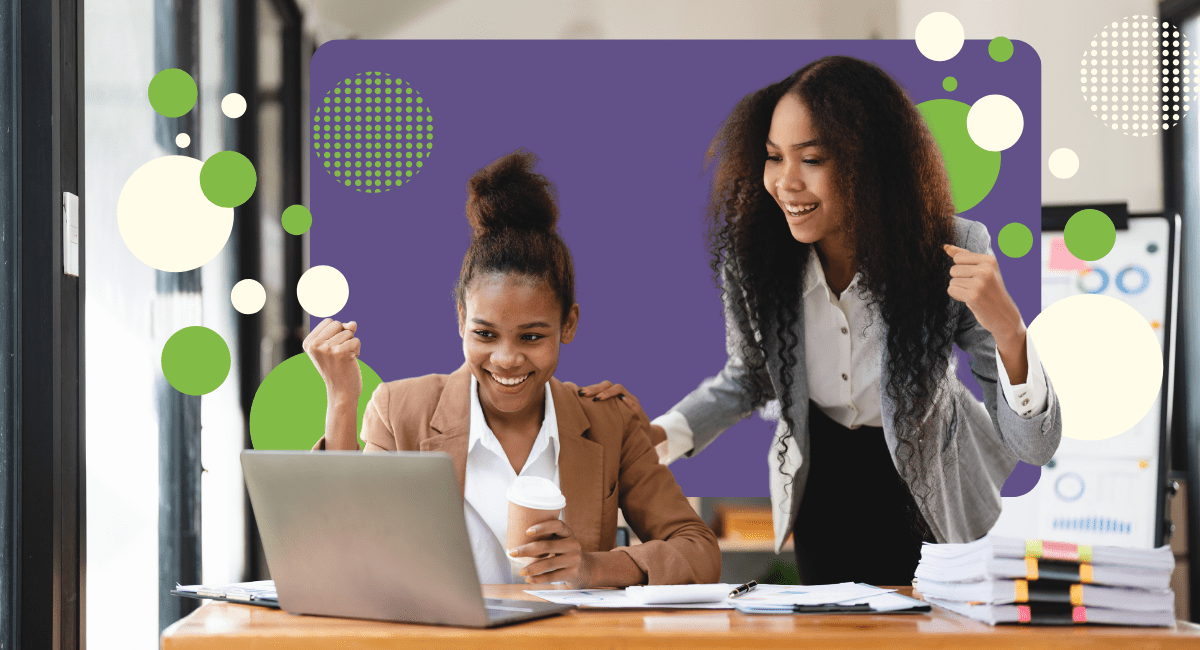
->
(706, 56), (957, 502)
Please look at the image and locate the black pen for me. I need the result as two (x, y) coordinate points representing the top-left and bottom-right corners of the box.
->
(728, 580), (758, 598)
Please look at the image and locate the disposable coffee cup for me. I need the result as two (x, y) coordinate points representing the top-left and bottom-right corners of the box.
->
(506, 476), (566, 567)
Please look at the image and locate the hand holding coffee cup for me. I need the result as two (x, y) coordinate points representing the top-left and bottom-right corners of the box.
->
(505, 477), (597, 588)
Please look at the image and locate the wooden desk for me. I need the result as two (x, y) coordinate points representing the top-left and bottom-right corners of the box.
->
(162, 585), (1200, 650)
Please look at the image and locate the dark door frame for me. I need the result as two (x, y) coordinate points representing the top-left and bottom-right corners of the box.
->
(1, 0), (85, 649)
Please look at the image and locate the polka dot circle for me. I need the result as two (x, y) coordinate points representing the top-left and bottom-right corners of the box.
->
(966, 94), (1024, 151)
(1048, 147), (1080, 178)
(1028, 294), (1162, 441)
(915, 12), (965, 62)
(311, 71), (433, 193)
(161, 326), (231, 396)
(989, 37), (1014, 62)
(175, 132), (190, 148)
(297, 265), (349, 317)
(1083, 15), (1198, 136)
(117, 155), (234, 272)
(221, 93), (247, 118)
(231, 279), (267, 315)
(998, 222), (1033, 258)
(1064, 208), (1117, 261)
(148, 68), (197, 118)
(281, 204), (313, 235)
(943, 76), (958, 92)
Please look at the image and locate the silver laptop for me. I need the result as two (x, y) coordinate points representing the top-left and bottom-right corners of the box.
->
(240, 450), (573, 627)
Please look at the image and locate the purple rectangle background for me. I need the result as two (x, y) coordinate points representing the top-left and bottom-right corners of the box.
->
(309, 39), (1041, 497)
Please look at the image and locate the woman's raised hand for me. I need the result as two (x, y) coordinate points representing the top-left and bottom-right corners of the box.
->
(303, 318), (363, 404)
(944, 244), (1029, 384)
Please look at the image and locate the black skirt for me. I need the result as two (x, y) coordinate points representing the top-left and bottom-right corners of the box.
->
(792, 401), (936, 586)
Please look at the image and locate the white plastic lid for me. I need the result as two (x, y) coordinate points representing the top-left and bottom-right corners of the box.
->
(506, 476), (566, 511)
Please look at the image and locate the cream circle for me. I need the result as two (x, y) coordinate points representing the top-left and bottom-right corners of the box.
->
(221, 92), (247, 118)
(117, 155), (234, 272)
(1028, 294), (1162, 441)
(1048, 148), (1080, 179)
(175, 132), (190, 148)
(966, 94), (1024, 151)
(230, 279), (267, 315)
(915, 12), (965, 62)
(297, 265), (349, 318)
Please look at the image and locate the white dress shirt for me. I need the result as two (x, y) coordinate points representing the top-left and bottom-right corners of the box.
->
(464, 374), (560, 584)
(654, 245), (1048, 460)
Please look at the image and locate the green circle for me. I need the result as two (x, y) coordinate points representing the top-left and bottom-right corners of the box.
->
(281, 204), (313, 235)
(1064, 209), (1116, 261)
(200, 151), (257, 208)
(147, 68), (198, 118)
(998, 223), (1033, 258)
(943, 76), (957, 92)
(161, 326), (231, 396)
(250, 353), (383, 450)
(989, 37), (1014, 62)
(916, 99), (1000, 213)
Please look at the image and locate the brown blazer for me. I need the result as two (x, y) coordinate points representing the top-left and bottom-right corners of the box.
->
(316, 364), (722, 585)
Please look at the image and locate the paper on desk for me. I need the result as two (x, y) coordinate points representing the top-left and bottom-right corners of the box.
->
(730, 582), (893, 606)
(526, 588), (735, 609)
(174, 580), (278, 601)
(527, 583), (895, 610)
(626, 584), (738, 605)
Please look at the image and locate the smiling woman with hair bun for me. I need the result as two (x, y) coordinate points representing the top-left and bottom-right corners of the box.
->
(305, 149), (720, 589)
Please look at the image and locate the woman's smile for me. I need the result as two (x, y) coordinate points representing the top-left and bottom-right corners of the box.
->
(486, 369), (535, 391)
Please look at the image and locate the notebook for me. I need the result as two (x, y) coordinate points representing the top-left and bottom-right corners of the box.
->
(172, 580), (280, 609)
(919, 536), (1175, 571)
(915, 578), (1174, 612)
(925, 597), (1175, 627)
(913, 556), (1171, 590)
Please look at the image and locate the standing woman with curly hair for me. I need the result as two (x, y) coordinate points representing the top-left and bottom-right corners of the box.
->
(584, 56), (1062, 585)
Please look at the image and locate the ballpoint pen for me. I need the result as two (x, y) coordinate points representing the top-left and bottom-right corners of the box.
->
(728, 580), (758, 598)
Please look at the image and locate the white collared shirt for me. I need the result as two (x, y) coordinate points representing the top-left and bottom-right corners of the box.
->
(654, 245), (1048, 459)
(463, 374), (561, 585)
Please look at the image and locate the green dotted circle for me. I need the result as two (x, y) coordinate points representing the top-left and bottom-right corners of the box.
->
(942, 76), (957, 92)
(250, 352), (383, 450)
(311, 71), (432, 193)
(281, 204), (313, 235)
(161, 326), (231, 396)
(989, 37), (1014, 62)
(148, 68), (198, 118)
(200, 151), (257, 208)
(1064, 209), (1116, 261)
(998, 222), (1033, 258)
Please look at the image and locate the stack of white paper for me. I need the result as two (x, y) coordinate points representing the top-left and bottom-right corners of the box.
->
(916, 535), (1175, 627)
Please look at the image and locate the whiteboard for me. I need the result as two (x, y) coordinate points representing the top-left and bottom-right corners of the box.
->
(988, 215), (1175, 548)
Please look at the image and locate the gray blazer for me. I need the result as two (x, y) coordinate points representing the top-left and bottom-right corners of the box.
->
(670, 216), (1062, 551)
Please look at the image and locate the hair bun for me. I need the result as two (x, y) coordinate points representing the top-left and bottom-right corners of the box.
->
(466, 149), (559, 237)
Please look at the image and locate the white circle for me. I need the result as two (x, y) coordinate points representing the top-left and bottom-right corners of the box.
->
(175, 132), (190, 148)
(966, 94), (1024, 151)
(221, 93), (247, 119)
(117, 156), (234, 272)
(297, 265), (349, 318)
(1030, 296), (1162, 441)
(914, 12), (965, 62)
(1048, 148), (1080, 179)
(231, 279), (266, 315)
